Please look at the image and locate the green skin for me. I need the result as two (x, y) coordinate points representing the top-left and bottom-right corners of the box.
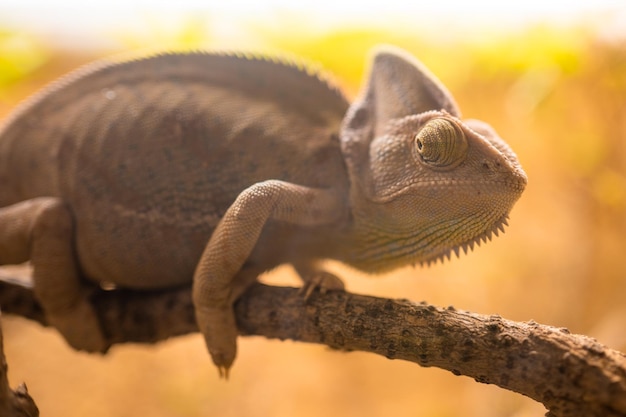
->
(0, 46), (526, 376)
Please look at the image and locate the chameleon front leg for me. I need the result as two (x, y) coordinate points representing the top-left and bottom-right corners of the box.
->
(0, 198), (107, 352)
(193, 180), (344, 377)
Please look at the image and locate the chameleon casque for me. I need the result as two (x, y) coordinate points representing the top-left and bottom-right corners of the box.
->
(0, 46), (527, 377)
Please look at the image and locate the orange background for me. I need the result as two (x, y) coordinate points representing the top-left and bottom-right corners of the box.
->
(1, 8), (625, 417)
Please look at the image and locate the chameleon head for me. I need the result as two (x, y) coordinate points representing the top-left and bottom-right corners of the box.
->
(340, 46), (527, 271)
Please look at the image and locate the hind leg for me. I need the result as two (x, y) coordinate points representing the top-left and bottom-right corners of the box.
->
(0, 198), (107, 352)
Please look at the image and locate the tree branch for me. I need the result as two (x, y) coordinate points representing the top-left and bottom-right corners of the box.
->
(0, 271), (624, 417)
(0, 310), (39, 417)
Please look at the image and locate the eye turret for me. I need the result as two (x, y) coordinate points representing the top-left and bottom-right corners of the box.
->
(414, 118), (468, 169)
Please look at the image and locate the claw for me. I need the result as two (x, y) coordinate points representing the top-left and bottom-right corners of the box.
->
(298, 271), (345, 301)
(217, 365), (230, 380)
(212, 352), (233, 380)
(299, 281), (317, 300)
(196, 305), (238, 379)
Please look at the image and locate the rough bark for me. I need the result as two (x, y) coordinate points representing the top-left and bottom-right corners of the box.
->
(0, 271), (624, 417)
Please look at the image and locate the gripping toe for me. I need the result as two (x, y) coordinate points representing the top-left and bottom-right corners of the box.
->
(195, 305), (238, 378)
(299, 271), (345, 300)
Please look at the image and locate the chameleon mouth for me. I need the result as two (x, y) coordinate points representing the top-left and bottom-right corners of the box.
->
(418, 215), (510, 267)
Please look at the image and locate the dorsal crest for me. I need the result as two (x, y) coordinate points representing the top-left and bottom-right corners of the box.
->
(1, 50), (350, 135)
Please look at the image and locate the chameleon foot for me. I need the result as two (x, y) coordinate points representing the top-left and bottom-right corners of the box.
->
(195, 305), (238, 379)
(299, 271), (345, 300)
(47, 299), (109, 353)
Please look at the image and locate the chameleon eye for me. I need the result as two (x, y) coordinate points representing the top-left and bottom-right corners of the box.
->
(414, 118), (468, 169)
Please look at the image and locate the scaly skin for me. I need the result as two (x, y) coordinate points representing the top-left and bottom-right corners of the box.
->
(0, 46), (526, 377)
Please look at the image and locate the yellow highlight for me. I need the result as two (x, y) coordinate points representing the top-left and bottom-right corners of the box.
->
(593, 168), (626, 209)
(1, 18), (625, 417)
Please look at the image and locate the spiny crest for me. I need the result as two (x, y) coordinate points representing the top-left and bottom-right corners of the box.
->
(0, 48), (347, 135)
(163, 48), (347, 101)
(111, 48), (346, 100)
(418, 216), (510, 267)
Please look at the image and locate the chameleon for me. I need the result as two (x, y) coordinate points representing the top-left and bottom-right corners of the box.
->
(0, 45), (526, 377)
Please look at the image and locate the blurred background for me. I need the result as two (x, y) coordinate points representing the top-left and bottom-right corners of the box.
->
(1, 1), (626, 416)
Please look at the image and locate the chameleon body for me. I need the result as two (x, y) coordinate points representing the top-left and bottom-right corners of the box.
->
(0, 46), (526, 376)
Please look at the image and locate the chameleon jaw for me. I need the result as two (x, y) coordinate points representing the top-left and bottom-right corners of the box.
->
(418, 215), (510, 267)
